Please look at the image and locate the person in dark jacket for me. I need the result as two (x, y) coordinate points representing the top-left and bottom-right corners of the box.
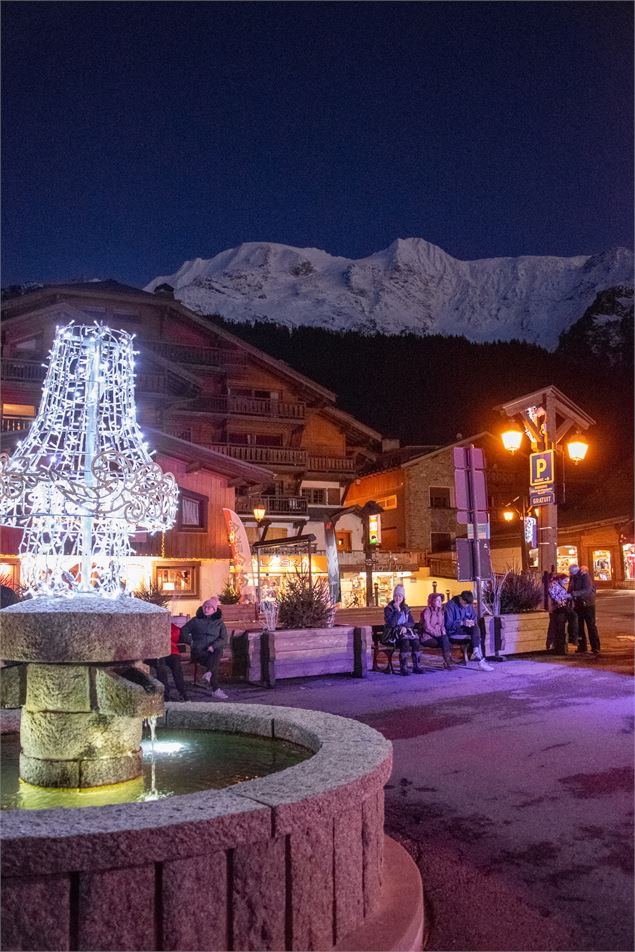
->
(546, 573), (573, 654)
(180, 597), (229, 698)
(444, 591), (493, 671)
(567, 564), (600, 656)
(383, 584), (424, 675)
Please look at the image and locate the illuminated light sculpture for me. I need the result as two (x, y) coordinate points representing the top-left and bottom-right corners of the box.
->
(0, 323), (176, 788)
(0, 322), (179, 597)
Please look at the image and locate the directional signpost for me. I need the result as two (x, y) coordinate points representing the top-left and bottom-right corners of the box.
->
(529, 449), (556, 507)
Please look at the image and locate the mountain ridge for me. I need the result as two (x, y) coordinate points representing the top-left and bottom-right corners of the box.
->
(145, 238), (634, 350)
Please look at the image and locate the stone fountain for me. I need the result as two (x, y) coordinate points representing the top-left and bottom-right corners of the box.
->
(0, 322), (424, 950)
(1, 596), (166, 787)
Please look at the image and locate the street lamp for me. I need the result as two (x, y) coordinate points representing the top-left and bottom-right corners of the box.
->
(501, 496), (534, 572)
(498, 386), (595, 576)
(501, 425), (524, 454)
(566, 433), (589, 465)
(253, 502), (267, 524)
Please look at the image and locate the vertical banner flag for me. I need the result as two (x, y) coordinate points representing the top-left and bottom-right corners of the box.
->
(222, 508), (256, 601)
(323, 518), (341, 605)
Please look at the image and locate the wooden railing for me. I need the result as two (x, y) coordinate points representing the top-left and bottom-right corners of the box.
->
(235, 494), (308, 516)
(308, 455), (355, 472)
(428, 558), (458, 578)
(1, 415), (34, 432)
(336, 550), (425, 569)
(208, 444), (308, 466)
(195, 395), (305, 419)
(136, 372), (168, 394)
(1, 358), (46, 383)
(143, 340), (247, 368)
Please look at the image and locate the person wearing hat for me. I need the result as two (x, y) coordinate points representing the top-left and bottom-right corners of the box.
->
(546, 572), (574, 654)
(567, 564), (600, 656)
(420, 592), (455, 669)
(444, 591), (493, 671)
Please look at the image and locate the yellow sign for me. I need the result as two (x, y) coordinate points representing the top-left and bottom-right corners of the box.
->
(368, 514), (382, 545)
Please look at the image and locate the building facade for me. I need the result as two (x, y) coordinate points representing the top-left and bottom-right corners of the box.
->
(0, 281), (383, 606)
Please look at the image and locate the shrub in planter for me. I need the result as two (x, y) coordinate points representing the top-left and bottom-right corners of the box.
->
(499, 570), (543, 613)
(277, 572), (334, 629)
(133, 581), (171, 608)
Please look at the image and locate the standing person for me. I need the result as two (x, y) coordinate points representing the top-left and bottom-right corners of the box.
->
(444, 591), (494, 671)
(568, 564), (601, 656)
(546, 572), (573, 655)
(180, 597), (229, 698)
(383, 583), (424, 675)
(420, 593), (455, 669)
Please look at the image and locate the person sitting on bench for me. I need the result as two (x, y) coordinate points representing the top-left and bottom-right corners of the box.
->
(444, 591), (493, 672)
(383, 583), (424, 676)
(420, 592), (454, 669)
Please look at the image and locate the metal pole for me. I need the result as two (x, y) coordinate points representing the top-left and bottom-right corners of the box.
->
(520, 497), (529, 572)
(468, 445), (483, 619)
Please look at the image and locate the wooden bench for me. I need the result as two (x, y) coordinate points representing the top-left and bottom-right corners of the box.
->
(371, 624), (472, 673)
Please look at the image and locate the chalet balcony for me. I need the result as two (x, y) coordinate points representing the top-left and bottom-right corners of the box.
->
(307, 455), (355, 473)
(428, 557), (458, 579)
(189, 395), (305, 419)
(235, 494), (308, 517)
(208, 443), (308, 467)
(143, 340), (247, 369)
(336, 550), (426, 570)
(1, 415), (34, 433)
(1, 357), (46, 384)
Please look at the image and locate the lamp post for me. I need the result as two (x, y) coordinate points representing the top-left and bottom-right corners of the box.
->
(501, 495), (532, 572)
(498, 387), (595, 577)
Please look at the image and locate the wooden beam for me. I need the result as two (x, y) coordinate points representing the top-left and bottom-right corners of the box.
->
(186, 462), (202, 473)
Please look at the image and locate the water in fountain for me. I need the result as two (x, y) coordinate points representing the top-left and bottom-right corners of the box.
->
(1, 727), (311, 811)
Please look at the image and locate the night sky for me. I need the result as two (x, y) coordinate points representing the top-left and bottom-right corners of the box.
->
(2, 1), (633, 288)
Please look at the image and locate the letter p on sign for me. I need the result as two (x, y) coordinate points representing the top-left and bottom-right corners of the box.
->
(530, 450), (554, 487)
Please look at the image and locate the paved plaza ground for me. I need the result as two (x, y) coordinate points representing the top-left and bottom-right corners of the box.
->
(187, 592), (634, 952)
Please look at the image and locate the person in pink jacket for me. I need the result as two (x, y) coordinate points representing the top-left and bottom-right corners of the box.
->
(420, 593), (455, 669)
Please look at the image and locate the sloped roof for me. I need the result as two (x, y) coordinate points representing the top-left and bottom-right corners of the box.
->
(1, 281), (338, 404)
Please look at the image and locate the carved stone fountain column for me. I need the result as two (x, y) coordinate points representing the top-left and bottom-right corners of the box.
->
(0, 596), (167, 788)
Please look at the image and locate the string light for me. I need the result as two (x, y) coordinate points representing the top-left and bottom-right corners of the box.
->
(0, 323), (179, 597)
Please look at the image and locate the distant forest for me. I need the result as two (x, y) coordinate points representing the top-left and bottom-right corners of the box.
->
(210, 317), (633, 481)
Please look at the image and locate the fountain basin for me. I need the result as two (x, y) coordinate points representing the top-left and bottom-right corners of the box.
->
(1, 702), (393, 952)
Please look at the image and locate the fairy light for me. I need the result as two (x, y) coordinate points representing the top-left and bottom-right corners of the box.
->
(0, 322), (179, 597)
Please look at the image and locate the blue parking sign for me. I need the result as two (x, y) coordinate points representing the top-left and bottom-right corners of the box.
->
(530, 450), (554, 488)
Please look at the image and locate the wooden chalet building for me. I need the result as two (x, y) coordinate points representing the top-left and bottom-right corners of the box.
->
(0, 281), (383, 607)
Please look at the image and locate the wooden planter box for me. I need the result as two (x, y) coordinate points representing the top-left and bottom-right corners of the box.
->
(483, 610), (548, 656)
(233, 626), (372, 686)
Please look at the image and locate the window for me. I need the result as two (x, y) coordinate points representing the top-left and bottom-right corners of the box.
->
(229, 387), (281, 400)
(177, 490), (207, 530)
(153, 562), (200, 598)
(430, 487), (451, 508)
(377, 494), (397, 510)
(301, 488), (327, 505)
(430, 532), (452, 554)
(336, 531), (352, 552)
(228, 432), (283, 447)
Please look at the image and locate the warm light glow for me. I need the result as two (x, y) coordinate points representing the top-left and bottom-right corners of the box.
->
(566, 434), (589, 464)
(502, 510), (515, 522)
(0, 323), (179, 597)
(501, 426), (523, 454)
(253, 505), (266, 523)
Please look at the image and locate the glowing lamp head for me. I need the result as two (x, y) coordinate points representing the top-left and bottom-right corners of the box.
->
(501, 425), (523, 454)
(253, 505), (266, 523)
(566, 434), (589, 465)
(502, 510), (515, 522)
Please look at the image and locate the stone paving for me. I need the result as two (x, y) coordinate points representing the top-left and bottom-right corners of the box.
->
(182, 593), (634, 951)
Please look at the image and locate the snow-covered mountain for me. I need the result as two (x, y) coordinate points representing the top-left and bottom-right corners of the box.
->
(145, 239), (634, 350)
